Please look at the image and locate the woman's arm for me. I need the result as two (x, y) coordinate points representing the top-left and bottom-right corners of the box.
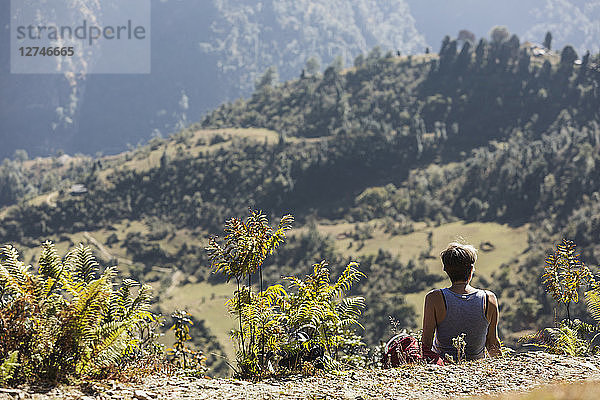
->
(422, 290), (439, 352)
(485, 290), (501, 357)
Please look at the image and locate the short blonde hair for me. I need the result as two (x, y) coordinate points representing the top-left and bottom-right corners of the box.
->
(440, 242), (477, 282)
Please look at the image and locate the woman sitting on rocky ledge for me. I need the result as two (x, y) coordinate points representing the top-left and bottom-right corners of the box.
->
(421, 242), (502, 362)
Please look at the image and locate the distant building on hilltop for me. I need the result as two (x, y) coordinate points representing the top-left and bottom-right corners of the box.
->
(56, 154), (71, 165)
(69, 184), (87, 195)
(523, 42), (547, 57)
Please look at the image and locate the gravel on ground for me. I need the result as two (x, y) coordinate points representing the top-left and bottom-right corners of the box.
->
(2, 353), (600, 400)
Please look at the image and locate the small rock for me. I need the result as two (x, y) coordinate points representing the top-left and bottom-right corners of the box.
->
(134, 389), (156, 400)
(342, 388), (364, 400)
(0, 388), (25, 400)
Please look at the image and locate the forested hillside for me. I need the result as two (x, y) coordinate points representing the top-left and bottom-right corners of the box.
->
(1, 28), (599, 376)
(0, 0), (425, 159)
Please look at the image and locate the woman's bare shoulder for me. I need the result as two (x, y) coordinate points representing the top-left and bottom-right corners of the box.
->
(425, 288), (444, 304)
(484, 289), (499, 305)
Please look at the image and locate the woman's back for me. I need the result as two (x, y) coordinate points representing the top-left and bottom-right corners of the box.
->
(432, 288), (489, 361)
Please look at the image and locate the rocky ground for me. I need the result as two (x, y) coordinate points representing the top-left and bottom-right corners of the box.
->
(2, 353), (600, 400)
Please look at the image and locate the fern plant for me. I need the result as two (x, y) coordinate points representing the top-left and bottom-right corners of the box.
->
(521, 319), (595, 356)
(524, 239), (600, 356)
(206, 209), (293, 375)
(225, 261), (366, 377)
(0, 351), (19, 387)
(586, 284), (600, 324)
(0, 242), (156, 383)
(542, 239), (593, 320)
(281, 261), (366, 368)
(585, 283), (600, 351)
(225, 283), (288, 376)
(208, 210), (366, 378)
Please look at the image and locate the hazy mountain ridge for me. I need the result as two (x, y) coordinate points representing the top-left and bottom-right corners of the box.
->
(0, 0), (424, 159)
(524, 0), (600, 55)
(201, 0), (426, 97)
(407, 0), (600, 54)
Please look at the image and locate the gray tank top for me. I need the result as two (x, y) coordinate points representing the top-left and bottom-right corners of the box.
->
(432, 288), (489, 361)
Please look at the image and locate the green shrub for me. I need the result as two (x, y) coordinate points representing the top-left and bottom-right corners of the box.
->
(542, 239), (594, 320)
(585, 283), (600, 352)
(0, 351), (18, 386)
(223, 260), (366, 377)
(586, 284), (600, 324)
(207, 210), (366, 378)
(166, 310), (207, 376)
(522, 319), (596, 356)
(523, 239), (599, 356)
(0, 242), (157, 383)
(279, 261), (366, 370)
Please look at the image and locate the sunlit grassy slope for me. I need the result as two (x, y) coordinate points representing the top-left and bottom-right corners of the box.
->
(294, 219), (529, 326)
(97, 128), (281, 181)
(160, 281), (237, 361)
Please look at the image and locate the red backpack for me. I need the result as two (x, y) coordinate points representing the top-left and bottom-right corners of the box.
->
(381, 334), (444, 367)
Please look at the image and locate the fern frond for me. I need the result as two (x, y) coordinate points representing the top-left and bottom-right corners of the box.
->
(266, 214), (294, 255)
(0, 351), (19, 386)
(71, 267), (116, 345)
(78, 320), (130, 374)
(285, 275), (306, 290)
(128, 283), (153, 318)
(66, 244), (100, 283)
(337, 296), (365, 320)
(0, 264), (26, 299)
(38, 241), (64, 280)
(332, 262), (366, 298)
(108, 279), (133, 321)
(521, 320), (590, 356)
(259, 284), (288, 306)
(0, 245), (33, 299)
(585, 286), (600, 325)
(339, 318), (365, 330)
